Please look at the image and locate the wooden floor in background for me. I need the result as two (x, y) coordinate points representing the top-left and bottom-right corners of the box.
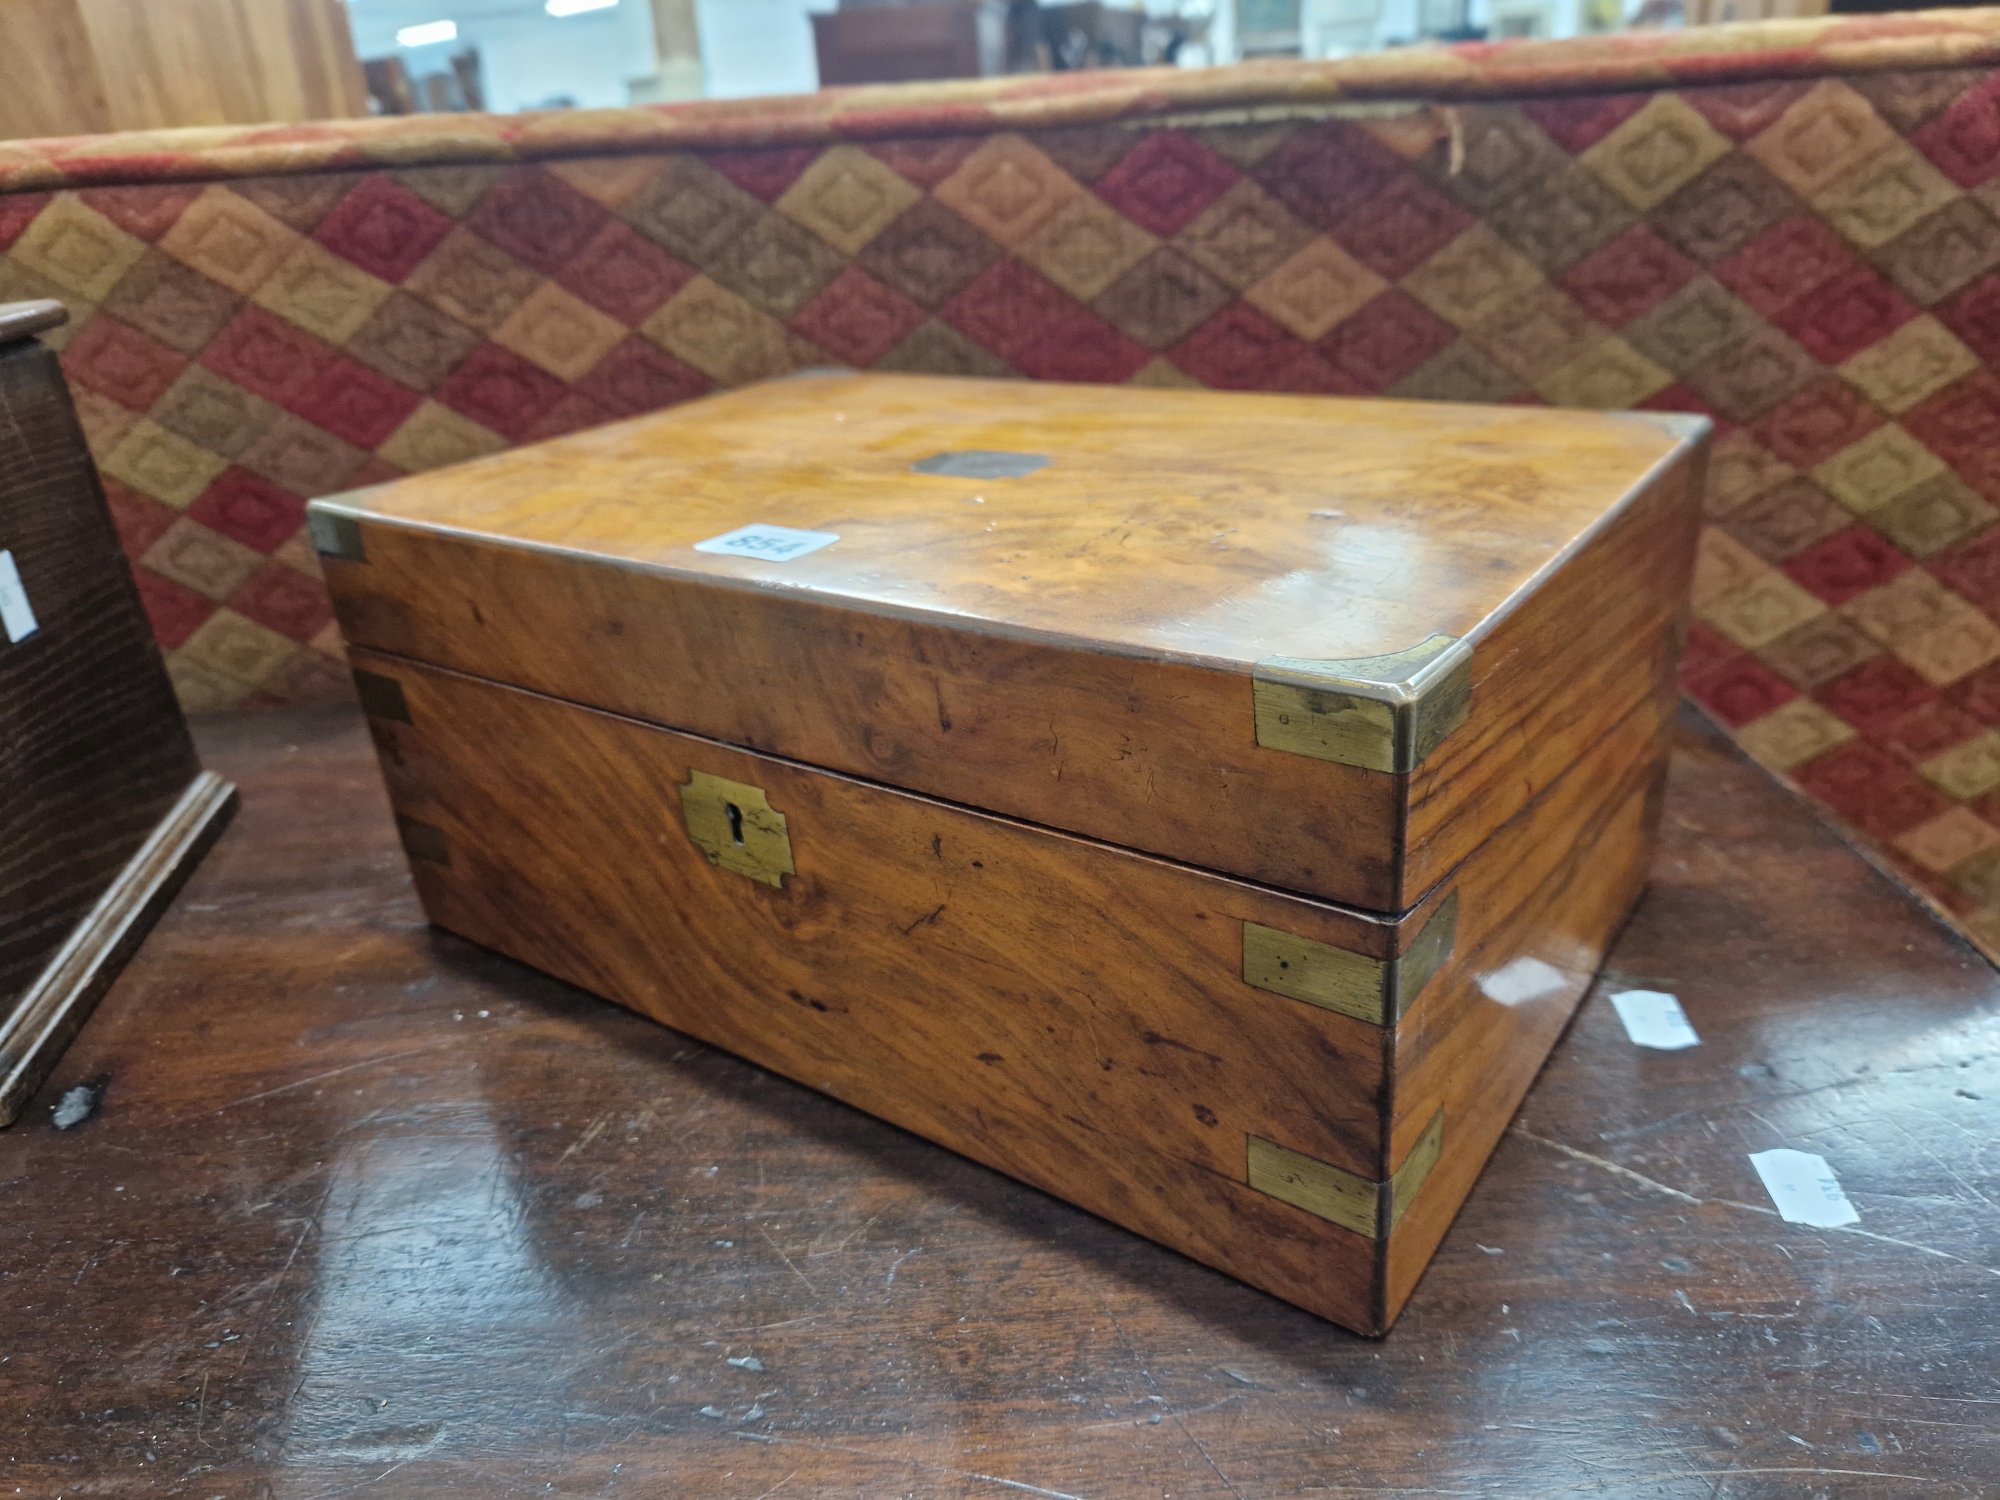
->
(1, 706), (1995, 1498)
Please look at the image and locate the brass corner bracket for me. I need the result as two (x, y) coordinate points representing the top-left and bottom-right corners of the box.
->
(1243, 890), (1458, 1028)
(1253, 633), (1473, 773)
(1246, 1111), (1444, 1240)
(306, 486), (387, 564)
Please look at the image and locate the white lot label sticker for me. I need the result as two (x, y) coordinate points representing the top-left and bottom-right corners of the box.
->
(694, 524), (839, 562)
(1749, 1149), (1859, 1228)
(0, 550), (39, 643)
(1609, 989), (1700, 1050)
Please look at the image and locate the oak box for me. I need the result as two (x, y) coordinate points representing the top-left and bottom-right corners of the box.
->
(313, 373), (1707, 1333)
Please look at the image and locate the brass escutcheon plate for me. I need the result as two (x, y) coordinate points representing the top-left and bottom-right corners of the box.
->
(678, 771), (795, 888)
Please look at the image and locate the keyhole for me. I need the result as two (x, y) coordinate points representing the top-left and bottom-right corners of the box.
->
(725, 802), (745, 846)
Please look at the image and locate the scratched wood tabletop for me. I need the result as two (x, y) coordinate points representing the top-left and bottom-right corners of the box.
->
(2, 705), (1995, 1499)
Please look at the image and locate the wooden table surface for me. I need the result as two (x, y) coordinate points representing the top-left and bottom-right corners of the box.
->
(4, 705), (1996, 1499)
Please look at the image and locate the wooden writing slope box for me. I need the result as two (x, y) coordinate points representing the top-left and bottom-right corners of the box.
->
(0, 301), (236, 1125)
(314, 374), (1707, 1334)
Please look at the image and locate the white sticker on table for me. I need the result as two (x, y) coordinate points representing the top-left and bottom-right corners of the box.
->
(1749, 1149), (1859, 1228)
(0, 550), (39, 643)
(694, 524), (839, 562)
(1609, 990), (1700, 1050)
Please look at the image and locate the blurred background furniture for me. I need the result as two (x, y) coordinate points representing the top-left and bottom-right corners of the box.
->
(813, 0), (1010, 84)
(812, 0), (1170, 84)
(0, 300), (235, 1126)
(0, 0), (365, 138)
(1687, 0), (1827, 22)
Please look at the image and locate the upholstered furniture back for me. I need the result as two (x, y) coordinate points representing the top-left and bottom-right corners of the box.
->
(9, 8), (2000, 956)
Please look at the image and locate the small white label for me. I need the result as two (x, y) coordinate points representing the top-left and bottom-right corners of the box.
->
(0, 550), (38, 643)
(1609, 989), (1701, 1050)
(1749, 1149), (1859, 1228)
(694, 524), (839, 562)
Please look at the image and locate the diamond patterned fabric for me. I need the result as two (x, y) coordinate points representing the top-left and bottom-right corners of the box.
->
(12, 16), (2000, 954)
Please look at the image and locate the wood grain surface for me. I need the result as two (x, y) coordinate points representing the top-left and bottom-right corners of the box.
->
(346, 645), (1664, 1332)
(0, 332), (202, 1007)
(0, 0), (113, 139)
(0, 0), (364, 137)
(0, 770), (235, 1125)
(1, 703), (1993, 1496)
(87, 0), (364, 128)
(322, 373), (1705, 911)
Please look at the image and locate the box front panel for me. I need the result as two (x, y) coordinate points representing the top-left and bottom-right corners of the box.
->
(355, 649), (1396, 1330)
(350, 649), (1668, 1332)
(324, 533), (1411, 907)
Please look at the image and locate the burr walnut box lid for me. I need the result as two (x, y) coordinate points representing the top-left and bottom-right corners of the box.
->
(312, 373), (1706, 914)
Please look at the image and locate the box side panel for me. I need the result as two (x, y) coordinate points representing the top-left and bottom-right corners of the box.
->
(1379, 708), (1670, 1326)
(1399, 443), (1701, 905)
(325, 534), (1410, 908)
(352, 649), (1394, 1329)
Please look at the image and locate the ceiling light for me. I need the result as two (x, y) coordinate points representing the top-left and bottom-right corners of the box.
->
(396, 19), (458, 46)
(546, 0), (618, 15)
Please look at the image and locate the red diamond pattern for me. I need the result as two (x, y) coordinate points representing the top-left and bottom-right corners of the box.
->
(1817, 655), (1938, 737)
(314, 175), (456, 283)
(132, 569), (217, 650)
(0, 193), (49, 251)
(1912, 73), (2000, 189)
(1784, 524), (1912, 606)
(1333, 176), (1474, 281)
(1559, 225), (1703, 327)
(1520, 93), (1648, 152)
(436, 342), (570, 441)
(1687, 652), (1797, 726)
(466, 168), (611, 276)
(62, 315), (187, 410)
(1320, 291), (1456, 390)
(78, 184), (201, 242)
(573, 337), (711, 419)
(1094, 132), (1240, 238)
(1906, 371), (2000, 497)
(1772, 268), (1918, 365)
(1793, 741), (1949, 839)
(1254, 123), (1403, 234)
(1753, 378), (1884, 469)
(188, 469), (307, 553)
(1715, 216), (1860, 319)
(556, 221), (695, 326)
(704, 146), (823, 204)
(791, 266), (927, 366)
(1169, 303), (1310, 390)
(200, 307), (339, 407)
(288, 358), (425, 449)
(229, 558), (336, 640)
